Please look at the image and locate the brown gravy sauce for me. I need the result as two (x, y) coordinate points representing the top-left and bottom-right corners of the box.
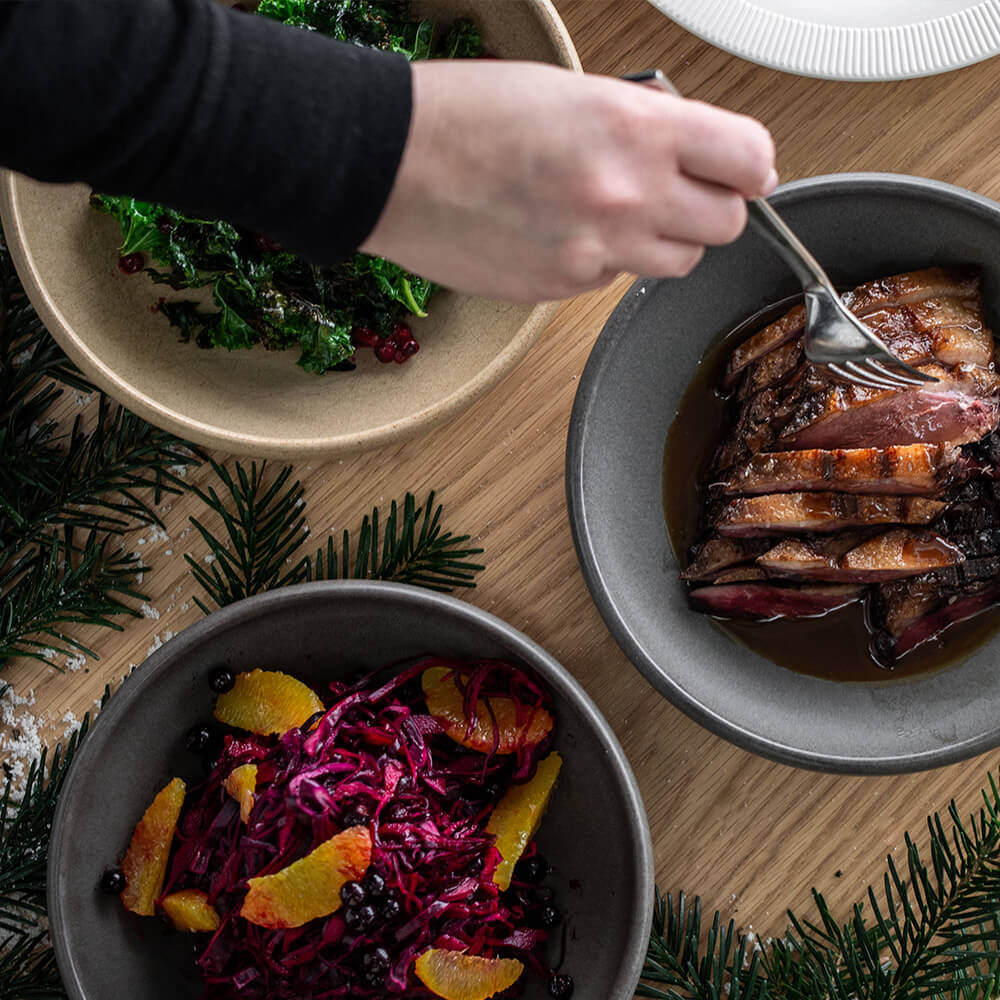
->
(662, 297), (1000, 683)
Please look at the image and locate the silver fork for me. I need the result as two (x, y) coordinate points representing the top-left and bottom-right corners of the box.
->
(624, 70), (937, 391)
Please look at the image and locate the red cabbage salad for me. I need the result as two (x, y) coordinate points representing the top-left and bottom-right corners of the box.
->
(104, 658), (574, 1000)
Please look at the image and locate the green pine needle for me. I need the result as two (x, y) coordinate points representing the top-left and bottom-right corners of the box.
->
(0, 684), (105, 1000)
(640, 776), (1000, 1000)
(0, 530), (148, 667)
(186, 459), (484, 613)
(0, 220), (200, 674)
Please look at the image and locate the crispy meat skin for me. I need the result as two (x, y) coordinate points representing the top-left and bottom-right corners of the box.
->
(680, 537), (771, 582)
(714, 493), (947, 536)
(723, 268), (980, 386)
(756, 529), (964, 583)
(721, 444), (963, 497)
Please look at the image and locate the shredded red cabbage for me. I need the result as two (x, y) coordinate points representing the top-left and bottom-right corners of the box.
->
(158, 657), (560, 998)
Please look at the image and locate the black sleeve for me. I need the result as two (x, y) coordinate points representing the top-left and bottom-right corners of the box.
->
(0, 0), (413, 263)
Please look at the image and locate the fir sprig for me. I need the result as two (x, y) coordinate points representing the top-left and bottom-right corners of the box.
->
(0, 683), (103, 1000)
(0, 531), (148, 667)
(0, 222), (199, 673)
(185, 459), (485, 613)
(639, 776), (1000, 1000)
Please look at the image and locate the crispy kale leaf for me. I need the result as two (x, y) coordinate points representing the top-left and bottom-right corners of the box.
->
(91, 1), (480, 375)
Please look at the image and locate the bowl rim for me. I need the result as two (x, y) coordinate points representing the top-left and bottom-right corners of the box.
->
(565, 170), (1000, 775)
(47, 579), (655, 1000)
(0, 0), (579, 459)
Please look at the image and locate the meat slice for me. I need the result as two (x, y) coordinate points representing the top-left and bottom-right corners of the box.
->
(724, 268), (980, 387)
(777, 363), (1000, 451)
(872, 577), (1000, 663)
(736, 296), (989, 399)
(756, 529), (964, 583)
(689, 582), (864, 619)
(721, 444), (963, 497)
(713, 493), (946, 536)
(868, 297), (991, 368)
(681, 537), (772, 582)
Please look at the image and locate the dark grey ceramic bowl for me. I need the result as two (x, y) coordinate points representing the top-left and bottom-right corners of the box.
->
(567, 172), (1000, 774)
(48, 581), (653, 1000)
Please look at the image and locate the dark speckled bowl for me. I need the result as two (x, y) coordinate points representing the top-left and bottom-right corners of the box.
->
(48, 581), (653, 1000)
(567, 173), (1000, 774)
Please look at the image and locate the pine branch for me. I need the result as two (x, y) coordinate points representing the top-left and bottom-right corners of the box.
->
(302, 490), (485, 592)
(184, 460), (309, 613)
(0, 702), (95, 937)
(0, 530), (148, 668)
(639, 776), (1000, 1000)
(0, 687), (102, 1000)
(0, 393), (196, 561)
(0, 220), (199, 674)
(186, 460), (484, 613)
(0, 932), (65, 1000)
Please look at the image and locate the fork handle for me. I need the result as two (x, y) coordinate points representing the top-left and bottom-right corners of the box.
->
(746, 198), (834, 292)
(623, 70), (836, 294)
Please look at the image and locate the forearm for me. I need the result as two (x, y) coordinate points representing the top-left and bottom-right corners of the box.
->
(0, 0), (412, 262)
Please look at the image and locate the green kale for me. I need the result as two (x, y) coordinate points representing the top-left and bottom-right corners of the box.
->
(91, 1), (480, 374)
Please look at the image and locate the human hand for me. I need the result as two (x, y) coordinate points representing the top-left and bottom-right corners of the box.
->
(362, 60), (777, 302)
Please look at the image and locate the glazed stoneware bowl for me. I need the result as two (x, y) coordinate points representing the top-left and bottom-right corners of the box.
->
(48, 581), (654, 1000)
(0, 0), (579, 458)
(567, 172), (1000, 774)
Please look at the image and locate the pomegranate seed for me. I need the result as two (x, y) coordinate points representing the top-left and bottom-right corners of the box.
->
(394, 350), (407, 364)
(393, 322), (413, 343)
(351, 326), (380, 348)
(402, 341), (420, 357)
(117, 252), (144, 275)
(375, 341), (396, 363)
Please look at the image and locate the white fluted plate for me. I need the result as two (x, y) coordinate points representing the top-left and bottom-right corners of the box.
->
(647, 0), (1000, 80)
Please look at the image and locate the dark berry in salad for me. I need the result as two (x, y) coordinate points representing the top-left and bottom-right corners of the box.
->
(207, 666), (235, 694)
(98, 868), (127, 895)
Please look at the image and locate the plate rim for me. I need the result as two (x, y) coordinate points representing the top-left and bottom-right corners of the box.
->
(647, 0), (1000, 81)
(47, 579), (655, 1000)
(566, 171), (1000, 775)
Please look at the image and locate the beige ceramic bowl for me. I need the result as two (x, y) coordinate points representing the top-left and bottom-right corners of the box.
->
(0, 0), (579, 457)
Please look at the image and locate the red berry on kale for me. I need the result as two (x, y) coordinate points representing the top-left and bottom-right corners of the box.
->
(117, 253), (144, 275)
(351, 327), (380, 348)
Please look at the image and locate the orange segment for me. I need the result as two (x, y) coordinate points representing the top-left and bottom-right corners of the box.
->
(486, 752), (562, 890)
(120, 777), (186, 916)
(214, 669), (324, 735)
(223, 763), (258, 823)
(421, 667), (553, 754)
(414, 949), (524, 1000)
(241, 826), (371, 928)
(161, 889), (221, 932)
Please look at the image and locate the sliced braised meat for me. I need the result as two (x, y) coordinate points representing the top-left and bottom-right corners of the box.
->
(685, 268), (1000, 665)
(721, 444), (963, 497)
(713, 493), (946, 536)
(689, 582), (864, 620)
(681, 537), (772, 582)
(871, 578), (1000, 663)
(756, 529), (964, 583)
(738, 341), (804, 399)
(736, 296), (989, 400)
(777, 363), (1000, 451)
(723, 268), (980, 387)
(707, 566), (769, 584)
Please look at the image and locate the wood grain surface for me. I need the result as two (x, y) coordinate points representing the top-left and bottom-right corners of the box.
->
(7, 0), (1000, 958)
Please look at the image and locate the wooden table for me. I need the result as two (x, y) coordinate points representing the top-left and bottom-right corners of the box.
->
(7, 0), (1000, 955)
